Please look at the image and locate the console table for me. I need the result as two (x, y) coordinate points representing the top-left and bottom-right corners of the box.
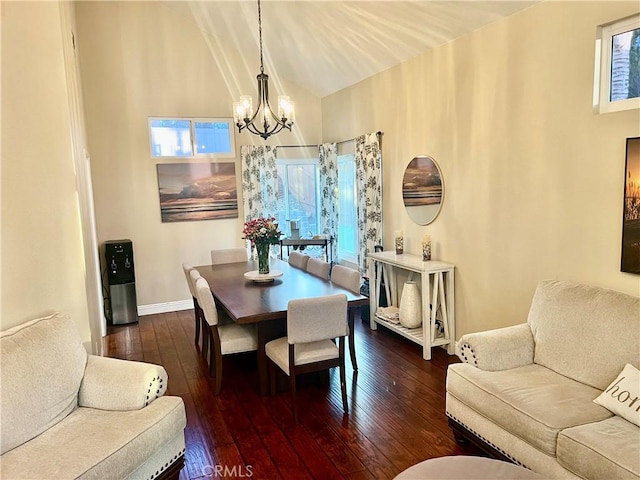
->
(367, 251), (455, 360)
(279, 237), (332, 263)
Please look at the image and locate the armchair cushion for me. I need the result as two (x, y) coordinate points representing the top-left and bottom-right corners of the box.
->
(447, 362), (612, 456)
(527, 280), (640, 390)
(456, 323), (534, 371)
(79, 355), (168, 410)
(0, 397), (186, 480)
(557, 416), (640, 480)
(0, 312), (87, 454)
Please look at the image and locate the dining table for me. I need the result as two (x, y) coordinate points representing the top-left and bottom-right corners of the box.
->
(195, 258), (369, 395)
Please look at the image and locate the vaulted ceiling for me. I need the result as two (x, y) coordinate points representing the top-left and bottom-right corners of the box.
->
(166, 1), (538, 98)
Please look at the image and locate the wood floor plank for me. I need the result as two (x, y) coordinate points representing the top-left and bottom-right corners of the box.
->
(104, 311), (482, 479)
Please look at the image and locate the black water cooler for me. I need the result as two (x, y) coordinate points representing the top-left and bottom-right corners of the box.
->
(105, 239), (138, 325)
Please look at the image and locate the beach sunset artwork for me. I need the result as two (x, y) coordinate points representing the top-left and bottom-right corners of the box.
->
(622, 137), (640, 274)
(157, 163), (238, 222)
(402, 156), (442, 206)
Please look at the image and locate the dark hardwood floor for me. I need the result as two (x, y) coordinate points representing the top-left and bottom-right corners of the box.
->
(104, 310), (481, 479)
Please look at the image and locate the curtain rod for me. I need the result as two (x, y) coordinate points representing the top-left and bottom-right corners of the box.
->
(277, 131), (384, 149)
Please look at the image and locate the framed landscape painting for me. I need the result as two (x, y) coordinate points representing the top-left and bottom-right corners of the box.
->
(157, 162), (238, 222)
(621, 137), (640, 274)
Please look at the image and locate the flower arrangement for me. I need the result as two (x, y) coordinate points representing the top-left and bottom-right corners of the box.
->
(243, 217), (282, 275)
(242, 217), (283, 245)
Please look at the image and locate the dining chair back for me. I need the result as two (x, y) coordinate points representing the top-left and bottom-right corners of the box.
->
(194, 275), (258, 394)
(331, 265), (361, 294)
(265, 294), (349, 423)
(183, 264), (205, 351)
(211, 247), (248, 265)
(306, 257), (331, 280)
(288, 251), (310, 270)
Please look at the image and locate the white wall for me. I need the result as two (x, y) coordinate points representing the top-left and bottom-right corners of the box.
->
(322, 1), (640, 337)
(75, 2), (322, 309)
(1, 1), (91, 345)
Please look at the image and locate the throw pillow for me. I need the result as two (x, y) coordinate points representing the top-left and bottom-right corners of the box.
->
(593, 363), (640, 427)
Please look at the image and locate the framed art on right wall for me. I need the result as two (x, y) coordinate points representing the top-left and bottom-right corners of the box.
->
(622, 137), (640, 274)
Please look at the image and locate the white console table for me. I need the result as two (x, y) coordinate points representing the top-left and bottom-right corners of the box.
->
(368, 251), (455, 360)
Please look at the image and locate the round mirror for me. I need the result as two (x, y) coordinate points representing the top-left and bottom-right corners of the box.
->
(402, 156), (444, 225)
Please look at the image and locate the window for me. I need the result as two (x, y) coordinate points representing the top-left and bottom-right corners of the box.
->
(148, 117), (236, 158)
(275, 151), (358, 264)
(276, 159), (320, 238)
(594, 14), (640, 114)
(337, 154), (358, 263)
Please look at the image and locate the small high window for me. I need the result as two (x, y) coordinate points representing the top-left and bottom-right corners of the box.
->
(148, 117), (236, 158)
(594, 14), (640, 114)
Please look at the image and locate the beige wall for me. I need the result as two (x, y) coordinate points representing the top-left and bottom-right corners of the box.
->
(75, 2), (322, 307)
(322, 1), (640, 337)
(1, 2), (91, 344)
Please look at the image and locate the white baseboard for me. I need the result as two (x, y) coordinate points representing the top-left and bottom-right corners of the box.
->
(138, 300), (193, 316)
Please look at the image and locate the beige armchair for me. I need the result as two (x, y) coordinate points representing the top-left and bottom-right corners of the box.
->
(0, 312), (186, 480)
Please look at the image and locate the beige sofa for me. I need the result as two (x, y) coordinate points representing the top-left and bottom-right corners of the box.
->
(0, 313), (187, 480)
(446, 280), (640, 479)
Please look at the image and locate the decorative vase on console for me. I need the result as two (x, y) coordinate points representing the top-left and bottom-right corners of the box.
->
(399, 281), (422, 329)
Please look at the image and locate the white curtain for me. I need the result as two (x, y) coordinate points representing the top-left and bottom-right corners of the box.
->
(355, 132), (382, 276)
(319, 143), (338, 263)
(240, 145), (278, 221)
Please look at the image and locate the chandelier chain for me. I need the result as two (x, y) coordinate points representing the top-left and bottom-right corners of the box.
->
(258, 0), (264, 74)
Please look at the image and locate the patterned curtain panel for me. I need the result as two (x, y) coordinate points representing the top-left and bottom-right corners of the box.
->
(240, 145), (278, 221)
(355, 132), (382, 276)
(319, 143), (339, 263)
(240, 145), (279, 258)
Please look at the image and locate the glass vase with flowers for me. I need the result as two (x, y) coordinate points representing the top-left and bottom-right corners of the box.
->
(242, 217), (282, 274)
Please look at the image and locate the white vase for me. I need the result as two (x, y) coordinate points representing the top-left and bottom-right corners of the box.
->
(399, 281), (422, 329)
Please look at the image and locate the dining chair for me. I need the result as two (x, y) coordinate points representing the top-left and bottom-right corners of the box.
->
(330, 265), (362, 373)
(265, 294), (349, 423)
(288, 251), (310, 270)
(193, 273), (258, 395)
(211, 247), (248, 265)
(306, 257), (331, 280)
(330, 265), (361, 294)
(182, 263), (204, 352)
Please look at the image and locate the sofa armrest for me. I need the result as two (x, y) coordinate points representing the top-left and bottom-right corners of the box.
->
(456, 323), (534, 371)
(78, 355), (168, 410)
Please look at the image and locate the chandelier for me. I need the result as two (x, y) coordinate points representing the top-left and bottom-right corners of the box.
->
(233, 0), (295, 140)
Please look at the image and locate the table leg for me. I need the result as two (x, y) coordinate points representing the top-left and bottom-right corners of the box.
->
(348, 307), (358, 372)
(256, 319), (286, 395)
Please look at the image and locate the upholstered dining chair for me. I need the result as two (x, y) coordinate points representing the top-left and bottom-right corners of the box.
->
(182, 263), (204, 352)
(211, 247), (248, 265)
(288, 251), (310, 270)
(193, 272), (258, 395)
(265, 294), (349, 423)
(306, 257), (331, 280)
(330, 265), (361, 294)
(330, 264), (362, 373)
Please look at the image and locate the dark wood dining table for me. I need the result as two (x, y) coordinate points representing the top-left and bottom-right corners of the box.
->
(195, 258), (369, 395)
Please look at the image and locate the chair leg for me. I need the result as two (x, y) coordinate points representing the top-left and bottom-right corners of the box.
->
(208, 328), (223, 395)
(340, 338), (349, 415)
(201, 314), (209, 359)
(289, 346), (298, 424)
(348, 308), (358, 372)
(269, 360), (277, 396)
(290, 373), (298, 424)
(193, 298), (200, 347)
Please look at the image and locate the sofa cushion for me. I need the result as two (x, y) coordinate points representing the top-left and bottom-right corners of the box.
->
(594, 363), (640, 427)
(0, 396), (186, 480)
(0, 312), (87, 454)
(557, 416), (640, 480)
(527, 280), (640, 390)
(447, 362), (612, 456)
